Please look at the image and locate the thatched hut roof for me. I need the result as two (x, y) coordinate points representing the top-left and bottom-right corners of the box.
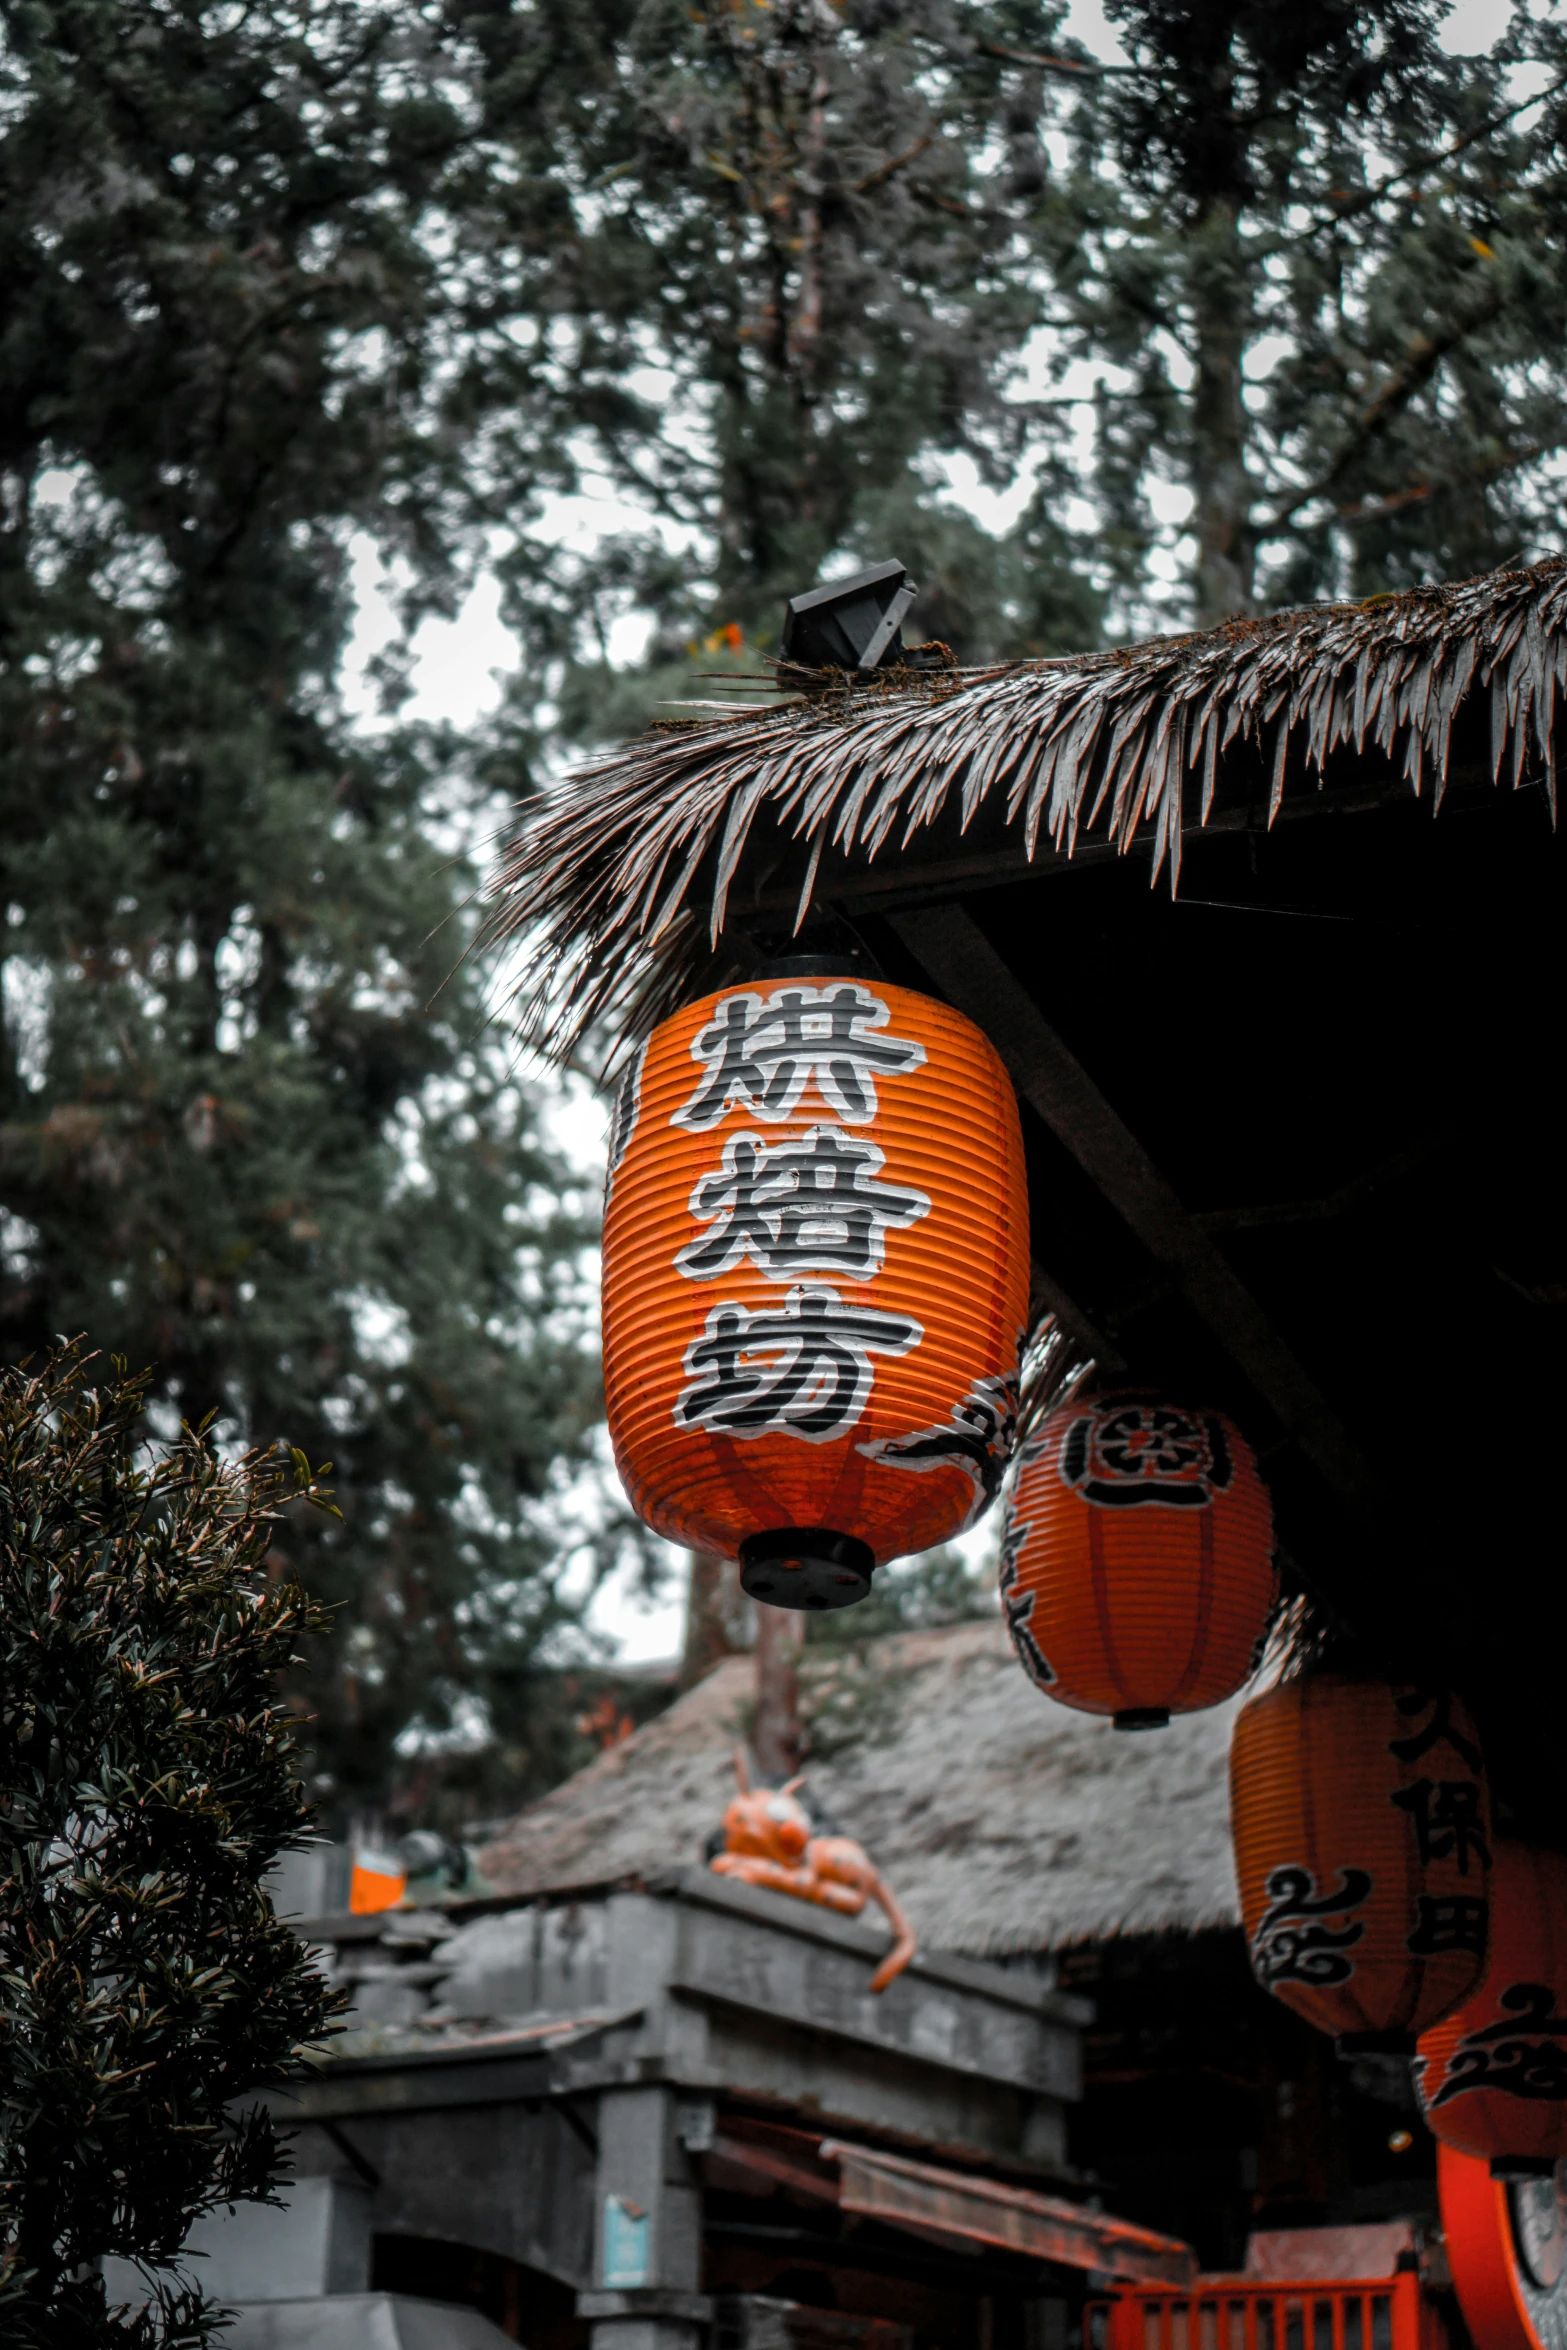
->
(492, 560), (1566, 1063)
(475, 1621), (1240, 1958)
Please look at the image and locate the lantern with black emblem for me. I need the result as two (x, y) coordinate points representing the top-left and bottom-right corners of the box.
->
(999, 1390), (1275, 1729)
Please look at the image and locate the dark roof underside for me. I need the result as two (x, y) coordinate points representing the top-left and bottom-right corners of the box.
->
(864, 789), (1565, 1845)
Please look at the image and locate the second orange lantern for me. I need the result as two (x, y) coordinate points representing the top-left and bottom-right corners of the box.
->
(1000, 1391), (1275, 1729)
(601, 965), (1030, 1609)
(1231, 1667), (1493, 2049)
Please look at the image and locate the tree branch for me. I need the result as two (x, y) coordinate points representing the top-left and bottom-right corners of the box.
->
(848, 135), (932, 196)
(1259, 72), (1567, 259)
(1259, 287), (1507, 535)
(978, 41), (1140, 77)
(1334, 431), (1567, 527)
(583, 422), (708, 530)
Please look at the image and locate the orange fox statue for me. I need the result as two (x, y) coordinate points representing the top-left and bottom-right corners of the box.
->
(709, 1750), (917, 1994)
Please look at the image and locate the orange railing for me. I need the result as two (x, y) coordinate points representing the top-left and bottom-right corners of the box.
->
(1088, 2271), (1442, 2350)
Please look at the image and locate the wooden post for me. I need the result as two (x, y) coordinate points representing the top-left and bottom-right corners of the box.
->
(752, 1606), (805, 1782)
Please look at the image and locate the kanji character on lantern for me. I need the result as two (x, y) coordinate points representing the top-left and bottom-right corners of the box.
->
(674, 1284), (923, 1441)
(676, 1127), (929, 1282)
(673, 982), (927, 1130)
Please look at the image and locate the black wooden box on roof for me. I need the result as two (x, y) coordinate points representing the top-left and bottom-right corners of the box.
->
(493, 560), (1567, 1837)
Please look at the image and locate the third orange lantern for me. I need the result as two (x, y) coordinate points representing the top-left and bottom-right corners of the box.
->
(999, 1391), (1275, 1729)
(1417, 1837), (1567, 2176)
(1231, 1666), (1492, 2049)
(601, 965), (1030, 1610)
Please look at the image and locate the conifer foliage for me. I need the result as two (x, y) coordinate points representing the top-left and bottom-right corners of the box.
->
(1031, 1), (1567, 622)
(0, 1348), (342, 2349)
(0, 2), (606, 1816)
(465, 0), (1102, 711)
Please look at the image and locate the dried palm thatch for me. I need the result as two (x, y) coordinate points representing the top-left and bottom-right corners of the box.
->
(489, 560), (1566, 1065)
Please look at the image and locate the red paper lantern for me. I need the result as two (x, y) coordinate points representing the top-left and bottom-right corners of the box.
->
(1417, 1838), (1567, 2175)
(601, 969), (1030, 1610)
(999, 1391), (1274, 1729)
(1231, 1667), (1492, 2049)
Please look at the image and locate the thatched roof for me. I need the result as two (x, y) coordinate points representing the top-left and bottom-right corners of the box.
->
(491, 560), (1566, 1062)
(474, 1620), (1241, 1956)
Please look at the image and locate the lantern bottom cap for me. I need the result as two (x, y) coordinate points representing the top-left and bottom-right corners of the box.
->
(1335, 2032), (1416, 2056)
(1490, 2156), (1559, 2179)
(1113, 1708), (1171, 1732)
(739, 1527), (876, 1613)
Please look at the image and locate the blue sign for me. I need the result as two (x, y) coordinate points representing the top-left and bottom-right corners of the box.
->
(602, 2194), (651, 2289)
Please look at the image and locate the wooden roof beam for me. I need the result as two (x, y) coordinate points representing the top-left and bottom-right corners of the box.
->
(891, 904), (1378, 1514)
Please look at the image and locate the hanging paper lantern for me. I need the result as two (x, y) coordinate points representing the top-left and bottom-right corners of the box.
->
(999, 1390), (1274, 1730)
(1417, 1839), (1567, 2176)
(1439, 2142), (1567, 2350)
(1230, 1667), (1492, 2050)
(601, 967), (1030, 1610)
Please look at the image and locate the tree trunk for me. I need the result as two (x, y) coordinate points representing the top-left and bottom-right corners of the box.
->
(786, 48), (830, 399)
(679, 1548), (753, 1692)
(752, 1606), (805, 1781)
(1190, 201), (1254, 627)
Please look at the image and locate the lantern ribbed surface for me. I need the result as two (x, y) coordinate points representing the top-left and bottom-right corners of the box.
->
(1000, 1390), (1274, 1724)
(601, 972), (1030, 1581)
(1231, 1668), (1492, 2046)
(1417, 1838), (1567, 2169)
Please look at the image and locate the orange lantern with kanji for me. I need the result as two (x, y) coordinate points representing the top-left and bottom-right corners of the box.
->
(1417, 1838), (1567, 2175)
(601, 966), (1030, 1610)
(1231, 1667), (1492, 2050)
(999, 1390), (1275, 1730)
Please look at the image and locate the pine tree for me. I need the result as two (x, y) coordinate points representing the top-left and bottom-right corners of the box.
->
(463, 0), (1567, 710)
(455, 0), (1103, 734)
(1023, 1), (1567, 624)
(0, 1348), (341, 2349)
(0, 1), (614, 1821)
